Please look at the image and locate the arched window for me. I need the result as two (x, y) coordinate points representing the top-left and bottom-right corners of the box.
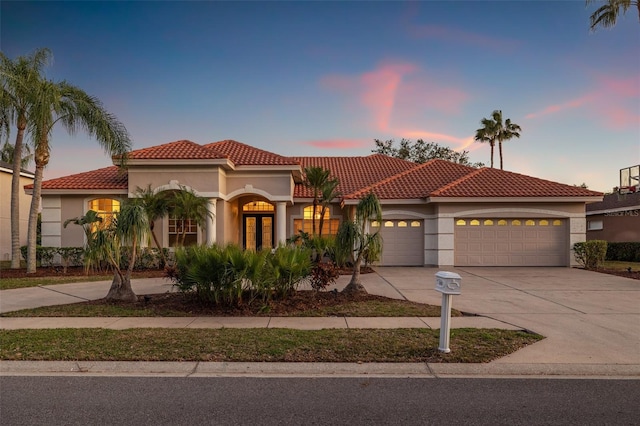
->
(456, 219), (466, 226)
(497, 220), (507, 226)
(484, 219), (494, 226)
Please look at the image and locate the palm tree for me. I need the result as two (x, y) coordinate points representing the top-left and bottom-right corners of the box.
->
(98, 201), (149, 302)
(337, 192), (383, 294)
(169, 187), (213, 247)
(496, 115), (522, 170)
(475, 110), (521, 170)
(24, 79), (131, 273)
(587, 0), (639, 31)
(133, 185), (169, 266)
(318, 177), (341, 237)
(474, 116), (499, 168)
(63, 209), (105, 273)
(0, 141), (33, 167)
(0, 48), (52, 268)
(303, 166), (331, 236)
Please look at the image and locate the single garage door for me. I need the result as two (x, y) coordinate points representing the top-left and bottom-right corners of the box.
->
(455, 218), (567, 266)
(373, 219), (424, 266)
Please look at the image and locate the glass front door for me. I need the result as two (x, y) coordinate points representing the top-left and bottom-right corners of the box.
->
(244, 214), (274, 251)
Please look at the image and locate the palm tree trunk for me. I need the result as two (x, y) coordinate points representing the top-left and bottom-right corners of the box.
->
(106, 270), (137, 302)
(342, 256), (367, 294)
(149, 221), (167, 266)
(26, 162), (44, 273)
(10, 124), (26, 269)
(499, 141), (504, 170)
(490, 142), (495, 168)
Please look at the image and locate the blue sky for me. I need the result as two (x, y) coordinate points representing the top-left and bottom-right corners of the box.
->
(2, 1), (639, 192)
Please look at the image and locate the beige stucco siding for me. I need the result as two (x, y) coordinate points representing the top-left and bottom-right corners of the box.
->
(226, 173), (293, 201)
(1, 171), (33, 261)
(127, 167), (222, 196)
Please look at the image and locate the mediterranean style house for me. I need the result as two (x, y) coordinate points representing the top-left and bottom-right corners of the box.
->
(28, 139), (603, 267)
(1, 160), (34, 262)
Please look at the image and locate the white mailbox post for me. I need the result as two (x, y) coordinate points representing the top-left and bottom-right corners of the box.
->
(435, 271), (462, 353)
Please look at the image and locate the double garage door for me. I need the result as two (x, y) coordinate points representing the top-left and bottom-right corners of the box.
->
(455, 218), (567, 266)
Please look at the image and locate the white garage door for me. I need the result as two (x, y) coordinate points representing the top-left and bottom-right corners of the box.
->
(455, 218), (567, 266)
(374, 219), (424, 266)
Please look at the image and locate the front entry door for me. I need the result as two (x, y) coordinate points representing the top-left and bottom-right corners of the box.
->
(244, 214), (274, 251)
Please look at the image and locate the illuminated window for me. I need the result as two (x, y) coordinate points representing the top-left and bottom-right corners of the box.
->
(371, 221), (380, 227)
(539, 220), (549, 226)
(456, 220), (466, 226)
(470, 219), (480, 226)
(497, 220), (507, 226)
(553, 220), (562, 226)
(512, 220), (521, 226)
(243, 201), (274, 212)
(88, 198), (120, 231)
(384, 221), (394, 227)
(525, 220), (535, 226)
(398, 221), (408, 227)
(293, 205), (340, 236)
(411, 221), (421, 227)
(484, 219), (494, 226)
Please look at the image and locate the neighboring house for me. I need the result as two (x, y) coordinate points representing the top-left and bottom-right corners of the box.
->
(586, 192), (640, 242)
(26, 139), (603, 267)
(0, 160), (35, 262)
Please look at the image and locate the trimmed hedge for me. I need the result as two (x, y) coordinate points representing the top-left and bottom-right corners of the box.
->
(606, 242), (640, 262)
(573, 240), (607, 269)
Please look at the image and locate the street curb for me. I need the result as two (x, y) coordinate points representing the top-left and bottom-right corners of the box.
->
(2, 361), (639, 379)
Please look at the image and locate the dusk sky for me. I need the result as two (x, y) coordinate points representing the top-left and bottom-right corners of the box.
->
(2, 1), (638, 193)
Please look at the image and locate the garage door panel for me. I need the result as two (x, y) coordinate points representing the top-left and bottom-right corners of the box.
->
(378, 219), (424, 266)
(455, 218), (567, 266)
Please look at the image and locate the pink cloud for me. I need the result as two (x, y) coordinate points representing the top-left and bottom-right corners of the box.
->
(320, 61), (470, 134)
(525, 75), (639, 130)
(409, 25), (520, 52)
(400, 130), (476, 152)
(525, 94), (595, 119)
(304, 139), (369, 150)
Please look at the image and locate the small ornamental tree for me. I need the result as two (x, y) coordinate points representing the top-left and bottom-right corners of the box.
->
(337, 192), (383, 294)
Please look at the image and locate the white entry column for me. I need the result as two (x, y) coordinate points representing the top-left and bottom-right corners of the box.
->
(276, 202), (287, 246)
(206, 198), (217, 245)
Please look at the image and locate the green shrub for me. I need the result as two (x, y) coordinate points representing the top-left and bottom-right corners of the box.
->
(606, 242), (640, 262)
(574, 240), (608, 269)
(20, 246), (57, 267)
(57, 247), (85, 272)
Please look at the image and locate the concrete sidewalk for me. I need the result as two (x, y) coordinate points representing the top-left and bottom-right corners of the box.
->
(1, 267), (639, 378)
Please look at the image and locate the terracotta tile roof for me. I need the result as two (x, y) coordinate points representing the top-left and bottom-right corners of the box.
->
(128, 140), (227, 160)
(346, 159), (476, 200)
(430, 167), (604, 198)
(204, 140), (299, 166)
(33, 166), (127, 190)
(292, 154), (418, 198)
(586, 191), (640, 211)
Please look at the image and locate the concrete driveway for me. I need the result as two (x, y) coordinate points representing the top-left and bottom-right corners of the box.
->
(366, 266), (640, 366)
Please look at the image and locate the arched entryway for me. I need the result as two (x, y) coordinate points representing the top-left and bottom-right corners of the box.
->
(242, 201), (274, 250)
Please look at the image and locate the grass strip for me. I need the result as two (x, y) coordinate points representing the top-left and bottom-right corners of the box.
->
(0, 275), (112, 290)
(0, 328), (543, 363)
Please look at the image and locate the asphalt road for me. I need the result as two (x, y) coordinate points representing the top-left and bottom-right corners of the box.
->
(1, 377), (638, 425)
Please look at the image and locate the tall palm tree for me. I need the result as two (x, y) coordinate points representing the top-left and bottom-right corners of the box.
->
(496, 115), (522, 170)
(133, 185), (169, 266)
(587, 0), (639, 31)
(303, 166), (331, 236)
(25, 79), (131, 272)
(475, 110), (521, 170)
(474, 115), (499, 168)
(169, 187), (213, 247)
(0, 48), (52, 268)
(337, 192), (383, 294)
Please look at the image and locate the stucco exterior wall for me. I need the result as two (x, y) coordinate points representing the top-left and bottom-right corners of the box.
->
(0, 171), (33, 261)
(587, 211), (640, 242)
(127, 167), (222, 197)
